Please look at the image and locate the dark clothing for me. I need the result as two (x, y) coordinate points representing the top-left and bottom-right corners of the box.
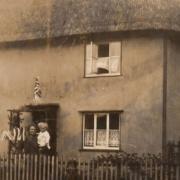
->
(24, 135), (38, 154)
(39, 146), (50, 155)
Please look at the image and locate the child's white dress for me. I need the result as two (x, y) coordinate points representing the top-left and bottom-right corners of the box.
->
(37, 131), (50, 149)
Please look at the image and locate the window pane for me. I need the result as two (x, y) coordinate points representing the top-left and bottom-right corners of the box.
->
(86, 60), (92, 75)
(85, 43), (98, 76)
(109, 112), (120, 147)
(109, 130), (119, 147)
(98, 44), (109, 57)
(84, 130), (94, 147)
(96, 130), (106, 146)
(97, 113), (107, 129)
(110, 57), (120, 73)
(85, 114), (94, 129)
(86, 44), (92, 59)
(33, 111), (46, 124)
(96, 58), (109, 74)
(109, 112), (119, 129)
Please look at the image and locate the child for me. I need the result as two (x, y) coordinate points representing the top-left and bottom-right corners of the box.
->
(37, 122), (50, 154)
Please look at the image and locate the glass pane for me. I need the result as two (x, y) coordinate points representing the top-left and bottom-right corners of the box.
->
(32, 111), (46, 124)
(109, 112), (119, 129)
(96, 130), (106, 146)
(85, 114), (94, 129)
(92, 59), (98, 74)
(84, 130), (94, 146)
(96, 57), (109, 74)
(92, 43), (98, 59)
(97, 113), (107, 129)
(110, 57), (120, 73)
(109, 130), (119, 147)
(86, 60), (92, 75)
(86, 44), (92, 59)
(98, 44), (109, 57)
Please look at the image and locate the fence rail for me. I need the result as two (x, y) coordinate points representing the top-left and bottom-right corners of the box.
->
(0, 153), (180, 180)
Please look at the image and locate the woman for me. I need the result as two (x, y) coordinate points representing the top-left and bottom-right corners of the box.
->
(24, 125), (38, 154)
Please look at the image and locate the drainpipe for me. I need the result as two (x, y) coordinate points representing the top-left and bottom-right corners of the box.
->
(162, 37), (168, 158)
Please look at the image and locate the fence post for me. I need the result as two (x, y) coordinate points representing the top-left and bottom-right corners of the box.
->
(9, 153), (13, 180)
(38, 154), (42, 180)
(114, 163), (117, 180)
(47, 155), (50, 180)
(51, 156), (55, 180)
(6, 154), (9, 180)
(96, 160), (99, 180)
(143, 158), (146, 180)
(105, 160), (108, 180)
(55, 156), (59, 180)
(60, 156), (63, 180)
(82, 160), (85, 180)
(34, 155), (37, 180)
(154, 161), (158, 180)
(87, 160), (90, 180)
(30, 154), (33, 180)
(100, 161), (103, 180)
(42, 155), (46, 180)
(160, 159), (163, 180)
(176, 165), (179, 180)
(0, 155), (1, 180)
(2, 154), (5, 180)
(91, 159), (94, 180)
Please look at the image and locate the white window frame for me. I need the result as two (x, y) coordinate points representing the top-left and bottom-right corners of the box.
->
(82, 112), (121, 150)
(85, 41), (122, 77)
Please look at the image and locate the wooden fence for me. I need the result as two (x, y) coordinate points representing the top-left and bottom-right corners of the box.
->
(0, 153), (180, 180)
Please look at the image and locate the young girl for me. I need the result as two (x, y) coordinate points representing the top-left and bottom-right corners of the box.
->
(37, 122), (51, 154)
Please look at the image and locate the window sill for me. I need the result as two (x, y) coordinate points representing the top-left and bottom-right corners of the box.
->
(85, 73), (122, 78)
(79, 148), (120, 152)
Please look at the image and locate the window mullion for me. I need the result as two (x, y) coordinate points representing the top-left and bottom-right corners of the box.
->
(94, 113), (97, 148)
(109, 43), (111, 74)
(107, 113), (109, 148)
(83, 114), (85, 148)
(91, 41), (93, 74)
(119, 113), (121, 150)
(108, 56), (111, 74)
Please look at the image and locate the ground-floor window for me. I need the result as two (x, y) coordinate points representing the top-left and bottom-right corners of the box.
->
(82, 111), (122, 150)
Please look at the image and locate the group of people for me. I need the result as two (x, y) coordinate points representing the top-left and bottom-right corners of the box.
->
(23, 122), (51, 154)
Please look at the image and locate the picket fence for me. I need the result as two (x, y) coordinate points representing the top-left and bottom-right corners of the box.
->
(0, 153), (180, 180)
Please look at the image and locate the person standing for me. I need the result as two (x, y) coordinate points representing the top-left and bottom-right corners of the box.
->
(37, 122), (51, 154)
(24, 125), (39, 154)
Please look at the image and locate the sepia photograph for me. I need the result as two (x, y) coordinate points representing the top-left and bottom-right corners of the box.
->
(0, 0), (179, 179)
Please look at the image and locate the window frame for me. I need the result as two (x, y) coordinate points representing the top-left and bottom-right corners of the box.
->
(82, 111), (122, 150)
(84, 41), (122, 78)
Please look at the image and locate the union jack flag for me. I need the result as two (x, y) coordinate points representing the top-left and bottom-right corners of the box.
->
(34, 77), (42, 103)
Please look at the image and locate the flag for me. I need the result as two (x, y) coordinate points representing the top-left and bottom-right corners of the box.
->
(34, 77), (42, 103)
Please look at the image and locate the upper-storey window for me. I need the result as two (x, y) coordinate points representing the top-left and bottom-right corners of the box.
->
(85, 42), (121, 77)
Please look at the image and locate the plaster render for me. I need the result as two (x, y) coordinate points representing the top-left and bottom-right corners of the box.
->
(0, 34), (163, 155)
(167, 39), (180, 142)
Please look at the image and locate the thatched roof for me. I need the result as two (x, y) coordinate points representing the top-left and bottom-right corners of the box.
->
(0, 0), (180, 42)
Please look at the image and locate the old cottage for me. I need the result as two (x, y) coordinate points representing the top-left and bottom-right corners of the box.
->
(0, 0), (180, 157)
